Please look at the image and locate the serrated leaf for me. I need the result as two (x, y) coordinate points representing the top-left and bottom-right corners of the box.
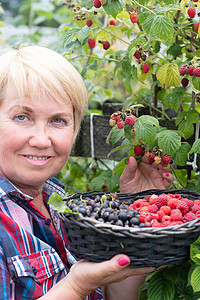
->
(124, 77), (132, 94)
(153, 15), (174, 41)
(110, 127), (125, 145)
(157, 63), (170, 87)
(134, 119), (157, 143)
(173, 142), (191, 166)
(188, 109), (200, 123)
(170, 89), (184, 112)
(157, 130), (181, 156)
(178, 119), (194, 139)
(147, 272), (175, 300)
(103, 0), (125, 18)
(122, 60), (132, 74)
(77, 26), (90, 44)
(157, 4), (179, 13)
(191, 266), (200, 292)
(166, 63), (180, 87)
(112, 158), (127, 175)
(107, 143), (132, 158)
(189, 139), (200, 154)
(63, 27), (79, 46)
(143, 15), (156, 36)
(192, 76), (200, 91)
(138, 115), (159, 127)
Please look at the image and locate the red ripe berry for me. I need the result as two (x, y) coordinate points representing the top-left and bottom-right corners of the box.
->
(148, 204), (158, 213)
(179, 66), (188, 75)
(188, 8), (196, 18)
(183, 212), (196, 222)
(86, 19), (93, 27)
(125, 115), (135, 126)
(170, 209), (183, 221)
(103, 41), (110, 50)
(193, 0), (198, 2)
(162, 155), (171, 165)
(181, 78), (189, 87)
(148, 153), (155, 164)
(176, 201), (189, 215)
(189, 67), (195, 76)
(93, 0), (101, 8)
(142, 63), (150, 73)
(130, 13), (138, 23)
(134, 145), (144, 156)
(194, 23), (200, 31)
(117, 120), (124, 129)
(160, 206), (171, 215)
(194, 68), (200, 77)
(88, 38), (96, 48)
(155, 194), (168, 209)
(134, 50), (142, 59)
(109, 19), (116, 26)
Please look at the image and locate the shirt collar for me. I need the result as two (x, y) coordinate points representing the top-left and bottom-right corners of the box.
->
(0, 174), (66, 202)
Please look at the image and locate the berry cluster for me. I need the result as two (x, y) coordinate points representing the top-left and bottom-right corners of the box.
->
(66, 192), (200, 228)
(109, 108), (136, 129)
(134, 46), (150, 73)
(179, 63), (200, 88)
(146, 147), (171, 165)
(129, 192), (200, 227)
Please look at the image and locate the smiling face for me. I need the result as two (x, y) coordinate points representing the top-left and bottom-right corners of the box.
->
(0, 83), (75, 191)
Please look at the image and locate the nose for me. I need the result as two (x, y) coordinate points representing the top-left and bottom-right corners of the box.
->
(28, 123), (51, 148)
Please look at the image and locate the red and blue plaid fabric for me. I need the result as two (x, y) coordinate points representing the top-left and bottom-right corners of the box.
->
(0, 175), (102, 300)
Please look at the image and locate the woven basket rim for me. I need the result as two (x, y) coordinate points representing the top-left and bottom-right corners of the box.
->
(61, 189), (200, 237)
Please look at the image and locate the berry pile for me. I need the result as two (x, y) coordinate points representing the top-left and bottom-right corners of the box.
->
(66, 192), (200, 228)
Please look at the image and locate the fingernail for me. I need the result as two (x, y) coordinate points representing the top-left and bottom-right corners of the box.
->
(118, 258), (130, 266)
(165, 173), (169, 177)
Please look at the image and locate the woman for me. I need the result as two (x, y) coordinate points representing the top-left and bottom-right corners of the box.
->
(0, 46), (173, 300)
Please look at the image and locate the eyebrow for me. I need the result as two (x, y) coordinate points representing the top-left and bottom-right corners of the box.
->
(9, 105), (33, 113)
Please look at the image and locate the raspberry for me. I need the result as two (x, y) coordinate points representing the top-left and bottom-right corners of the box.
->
(183, 212), (196, 222)
(132, 199), (148, 210)
(181, 78), (189, 87)
(162, 220), (171, 227)
(176, 201), (189, 215)
(162, 155), (171, 165)
(167, 198), (180, 209)
(88, 38), (96, 48)
(148, 153), (155, 164)
(109, 118), (116, 127)
(193, 0), (198, 2)
(134, 145), (144, 156)
(109, 19), (116, 26)
(130, 13), (138, 23)
(86, 19), (93, 27)
(154, 156), (162, 164)
(188, 8), (196, 18)
(191, 204), (200, 214)
(194, 23), (200, 31)
(117, 120), (124, 129)
(152, 219), (162, 227)
(125, 115), (135, 126)
(183, 198), (194, 210)
(93, 0), (102, 8)
(160, 206), (171, 215)
(170, 221), (183, 226)
(142, 63), (150, 73)
(157, 210), (165, 222)
(110, 113), (120, 121)
(149, 194), (158, 204)
(139, 212), (151, 223)
(162, 215), (171, 223)
(148, 204), (158, 213)
(194, 68), (200, 77)
(155, 194), (168, 208)
(103, 41), (110, 50)
(194, 199), (200, 206)
(179, 66), (188, 75)
(170, 209), (183, 221)
(134, 50), (142, 59)
(189, 67), (195, 76)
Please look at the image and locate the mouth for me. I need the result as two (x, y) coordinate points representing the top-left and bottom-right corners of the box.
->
(24, 155), (51, 160)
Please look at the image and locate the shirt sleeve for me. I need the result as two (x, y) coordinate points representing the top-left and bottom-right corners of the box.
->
(0, 243), (12, 299)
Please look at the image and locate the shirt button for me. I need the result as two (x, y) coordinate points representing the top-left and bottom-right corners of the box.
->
(32, 267), (37, 275)
(45, 218), (51, 225)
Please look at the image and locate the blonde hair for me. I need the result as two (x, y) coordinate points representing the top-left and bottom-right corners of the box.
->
(0, 46), (88, 138)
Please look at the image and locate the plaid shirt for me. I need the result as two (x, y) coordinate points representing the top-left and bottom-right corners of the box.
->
(0, 175), (102, 300)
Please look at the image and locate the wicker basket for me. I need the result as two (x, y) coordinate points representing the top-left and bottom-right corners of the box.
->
(60, 189), (200, 268)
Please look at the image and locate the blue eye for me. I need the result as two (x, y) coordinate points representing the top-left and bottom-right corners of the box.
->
(53, 118), (66, 125)
(14, 115), (27, 121)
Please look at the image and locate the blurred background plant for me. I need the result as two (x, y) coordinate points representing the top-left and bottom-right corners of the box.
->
(2, 0), (200, 194)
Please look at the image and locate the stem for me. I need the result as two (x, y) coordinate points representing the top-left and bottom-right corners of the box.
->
(88, 69), (114, 92)
(133, 0), (156, 15)
(97, 24), (131, 45)
(171, 166), (186, 188)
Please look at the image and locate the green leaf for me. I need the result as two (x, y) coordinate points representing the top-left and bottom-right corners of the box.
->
(48, 192), (67, 213)
(189, 139), (200, 155)
(112, 158), (127, 175)
(63, 27), (79, 46)
(173, 142), (191, 166)
(77, 26), (90, 44)
(110, 127), (125, 145)
(157, 63), (180, 87)
(138, 115), (159, 127)
(124, 77), (132, 94)
(192, 76), (200, 91)
(69, 162), (83, 179)
(124, 124), (132, 141)
(103, 0), (125, 18)
(156, 4), (179, 14)
(107, 143), (132, 158)
(157, 130), (181, 156)
(134, 118), (157, 144)
(143, 15), (155, 36)
(147, 272), (175, 300)
(122, 60), (132, 74)
(188, 109), (200, 123)
(191, 266), (200, 292)
(153, 15), (174, 41)
(170, 89), (184, 112)
(178, 119), (194, 139)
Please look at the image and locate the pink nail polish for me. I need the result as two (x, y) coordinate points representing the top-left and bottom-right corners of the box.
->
(118, 258), (129, 266)
(165, 173), (169, 177)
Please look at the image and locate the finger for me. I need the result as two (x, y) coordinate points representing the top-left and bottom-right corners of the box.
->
(120, 156), (138, 184)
